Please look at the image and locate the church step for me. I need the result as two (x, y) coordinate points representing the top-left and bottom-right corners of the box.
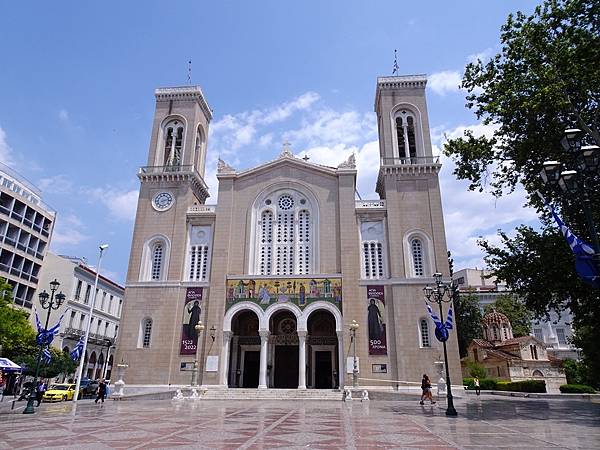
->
(183, 388), (343, 401)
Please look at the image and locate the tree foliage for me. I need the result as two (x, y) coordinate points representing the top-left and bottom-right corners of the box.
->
(16, 349), (78, 379)
(455, 291), (483, 357)
(445, 0), (600, 203)
(443, 0), (600, 381)
(0, 279), (37, 359)
(484, 293), (533, 337)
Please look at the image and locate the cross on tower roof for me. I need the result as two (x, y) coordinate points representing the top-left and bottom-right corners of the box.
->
(280, 140), (293, 158)
(302, 154), (310, 162)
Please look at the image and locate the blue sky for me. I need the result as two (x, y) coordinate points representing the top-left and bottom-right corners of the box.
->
(0, 1), (540, 283)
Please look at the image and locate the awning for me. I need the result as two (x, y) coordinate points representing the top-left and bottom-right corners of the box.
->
(0, 358), (22, 372)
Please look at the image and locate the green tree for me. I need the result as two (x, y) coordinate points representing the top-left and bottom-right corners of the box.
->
(17, 348), (78, 379)
(0, 278), (37, 359)
(484, 294), (533, 337)
(443, 0), (600, 380)
(455, 291), (483, 357)
(465, 360), (487, 379)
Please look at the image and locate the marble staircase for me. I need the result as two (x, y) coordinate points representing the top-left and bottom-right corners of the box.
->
(187, 388), (343, 401)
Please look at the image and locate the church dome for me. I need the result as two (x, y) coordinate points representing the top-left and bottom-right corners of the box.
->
(482, 310), (510, 326)
(482, 309), (513, 342)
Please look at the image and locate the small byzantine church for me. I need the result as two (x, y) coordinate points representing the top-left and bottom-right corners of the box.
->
(115, 74), (462, 392)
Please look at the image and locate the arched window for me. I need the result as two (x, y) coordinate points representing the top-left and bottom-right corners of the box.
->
(394, 109), (418, 160)
(492, 325), (499, 340)
(411, 238), (424, 277)
(141, 235), (170, 282)
(253, 189), (316, 275)
(194, 125), (206, 170)
(420, 319), (430, 348)
(362, 242), (384, 279)
(151, 243), (164, 280)
(404, 231), (432, 278)
(259, 210), (274, 275)
(141, 318), (153, 348)
(163, 119), (184, 166)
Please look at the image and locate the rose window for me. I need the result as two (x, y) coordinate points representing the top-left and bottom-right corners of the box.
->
(278, 195), (294, 210)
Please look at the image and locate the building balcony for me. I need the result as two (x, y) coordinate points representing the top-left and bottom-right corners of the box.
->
(138, 164), (209, 203)
(63, 327), (115, 345)
(380, 156), (440, 166)
(187, 204), (216, 217)
(355, 200), (386, 209)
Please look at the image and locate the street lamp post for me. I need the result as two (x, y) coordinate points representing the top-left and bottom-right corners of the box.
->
(23, 279), (66, 414)
(349, 320), (359, 388)
(191, 321), (205, 386)
(74, 244), (109, 402)
(540, 128), (600, 256)
(424, 273), (458, 417)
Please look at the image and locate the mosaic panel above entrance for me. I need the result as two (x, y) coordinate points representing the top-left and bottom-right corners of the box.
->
(226, 277), (342, 311)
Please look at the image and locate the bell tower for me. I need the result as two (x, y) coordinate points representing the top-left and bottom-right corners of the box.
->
(126, 86), (212, 284)
(373, 75), (461, 384)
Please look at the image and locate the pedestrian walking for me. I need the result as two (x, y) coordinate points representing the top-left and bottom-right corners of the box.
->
(36, 381), (46, 406)
(95, 379), (107, 404)
(474, 376), (481, 396)
(419, 374), (436, 405)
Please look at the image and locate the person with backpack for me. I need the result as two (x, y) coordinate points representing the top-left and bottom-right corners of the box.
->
(419, 374), (436, 405)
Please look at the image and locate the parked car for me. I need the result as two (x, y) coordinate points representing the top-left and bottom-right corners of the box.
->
(43, 384), (76, 402)
(79, 379), (99, 398)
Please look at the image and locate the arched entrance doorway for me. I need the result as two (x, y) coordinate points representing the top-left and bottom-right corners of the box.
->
(270, 310), (299, 388)
(87, 352), (96, 379)
(307, 310), (338, 389)
(229, 310), (261, 388)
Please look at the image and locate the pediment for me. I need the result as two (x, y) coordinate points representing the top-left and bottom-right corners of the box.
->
(217, 154), (345, 180)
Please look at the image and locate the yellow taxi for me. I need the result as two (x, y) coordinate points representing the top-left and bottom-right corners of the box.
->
(42, 384), (77, 402)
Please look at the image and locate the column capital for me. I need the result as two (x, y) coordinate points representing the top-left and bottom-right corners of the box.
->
(259, 330), (270, 339)
(336, 330), (344, 338)
(297, 330), (308, 339)
(223, 330), (233, 341)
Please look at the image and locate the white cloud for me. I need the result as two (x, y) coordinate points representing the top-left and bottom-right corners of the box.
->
(467, 47), (495, 64)
(432, 123), (539, 269)
(38, 174), (73, 194)
(86, 187), (139, 221)
(428, 70), (462, 95)
(58, 109), (69, 123)
(284, 110), (376, 147)
(0, 126), (15, 166)
(209, 91), (320, 155)
(51, 214), (89, 248)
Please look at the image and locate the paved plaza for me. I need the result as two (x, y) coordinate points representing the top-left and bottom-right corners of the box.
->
(0, 395), (599, 449)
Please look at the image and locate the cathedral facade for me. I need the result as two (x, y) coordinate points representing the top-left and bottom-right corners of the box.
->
(115, 74), (462, 391)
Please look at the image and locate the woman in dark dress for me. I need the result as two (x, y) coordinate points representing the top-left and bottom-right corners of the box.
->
(187, 301), (201, 337)
(367, 299), (383, 340)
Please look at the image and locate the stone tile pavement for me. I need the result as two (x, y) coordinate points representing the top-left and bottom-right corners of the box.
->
(0, 394), (598, 449)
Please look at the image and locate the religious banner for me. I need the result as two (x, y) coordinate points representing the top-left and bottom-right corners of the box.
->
(180, 287), (203, 355)
(367, 285), (387, 355)
(226, 277), (342, 311)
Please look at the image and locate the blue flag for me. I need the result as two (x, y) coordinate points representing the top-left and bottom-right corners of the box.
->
(42, 347), (52, 364)
(35, 312), (64, 347)
(425, 302), (453, 342)
(70, 336), (85, 361)
(548, 205), (600, 288)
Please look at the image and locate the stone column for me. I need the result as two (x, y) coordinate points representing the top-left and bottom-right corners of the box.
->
(258, 330), (270, 389)
(297, 331), (307, 389)
(336, 330), (345, 389)
(219, 331), (233, 387)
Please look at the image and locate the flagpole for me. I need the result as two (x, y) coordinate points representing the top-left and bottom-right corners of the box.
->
(74, 244), (109, 403)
